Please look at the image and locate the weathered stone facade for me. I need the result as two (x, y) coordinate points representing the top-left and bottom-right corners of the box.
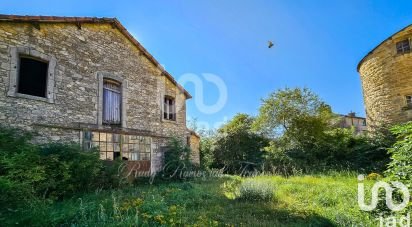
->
(188, 131), (200, 165)
(336, 112), (367, 134)
(0, 15), (199, 172)
(358, 24), (412, 130)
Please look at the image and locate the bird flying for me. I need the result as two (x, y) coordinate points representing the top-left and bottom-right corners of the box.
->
(268, 41), (274, 48)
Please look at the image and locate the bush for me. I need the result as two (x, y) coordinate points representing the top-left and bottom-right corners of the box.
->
(36, 143), (103, 200)
(386, 121), (412, 183)
(261, 127), (393, 174)
(0, 127), (44, 207)
(162, 138), (193, 180)
(212, 114), (270, 174)
(221, 176), (243, 199)
(0, 127), (121, 209)
(238, 179), (275, 201)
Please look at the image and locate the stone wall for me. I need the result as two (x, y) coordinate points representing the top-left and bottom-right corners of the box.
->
(0, 22), (188, 139)
(189, 132), (200, 165)
(358, 25), (412, 129)
(0, 21), (193, 172)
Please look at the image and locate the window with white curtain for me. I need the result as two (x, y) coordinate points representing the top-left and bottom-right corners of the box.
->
(103, 79), (121, 124)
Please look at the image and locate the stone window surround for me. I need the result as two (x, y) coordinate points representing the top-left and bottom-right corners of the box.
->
(394, 38), (411, 55)
(7, 46), (56, 103)
(406, 95), (412, 105)
(161, 94), (178, 124)
(163, 95), (176, 121)
(97, 72), (128, 128)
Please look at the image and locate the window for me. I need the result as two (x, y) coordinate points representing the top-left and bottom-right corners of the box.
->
(8, 47), (56, 103)
(17, 57), (48, 97)
(164, 96), (176, 121)
(406, 95), (412, 107)
(396, 39), (411, 54)
(83, 131), (152, 161)
(97, 72), (127, 127)
(103, 79), (121, 124)
(362, 120), (366, 126)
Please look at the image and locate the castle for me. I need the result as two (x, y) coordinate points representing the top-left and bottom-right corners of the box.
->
(358, 24), (412, 129)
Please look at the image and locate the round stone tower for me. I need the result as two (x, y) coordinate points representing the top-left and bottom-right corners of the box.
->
(358, 24), (412, 130)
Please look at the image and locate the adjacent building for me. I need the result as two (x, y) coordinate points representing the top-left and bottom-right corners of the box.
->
(336, 112), (367, 134)
(0, 15), (200, 173)
(358, 24), (412, 129)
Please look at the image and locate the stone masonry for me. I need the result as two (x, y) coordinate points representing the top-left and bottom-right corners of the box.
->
(0, 15), (200, 172)
(358, 24), (412, 130)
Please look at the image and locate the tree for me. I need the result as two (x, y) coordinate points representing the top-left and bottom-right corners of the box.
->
(187, 117), (216, 169)
(213, 113), (269, 173)
(253, 87), (333, 150)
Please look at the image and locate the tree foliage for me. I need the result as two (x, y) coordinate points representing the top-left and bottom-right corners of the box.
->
(0, 127), (123, 209)
(386, 122), (412, 182)
(191, 87), (392, 174)
(212, 114), (269, 173)
(162, 138), (193, 180)
(252, 87), (391, 173)
(253, 87), (333, 149)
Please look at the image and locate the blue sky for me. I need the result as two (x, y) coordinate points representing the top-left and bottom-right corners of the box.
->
(2, 1), (412, 129)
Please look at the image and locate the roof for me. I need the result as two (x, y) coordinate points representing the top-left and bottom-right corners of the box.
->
(357, 23), (412, 72)
(188, 129), (200, 138)
(338, 114), (366, 120)
(0, 14), (192, 99)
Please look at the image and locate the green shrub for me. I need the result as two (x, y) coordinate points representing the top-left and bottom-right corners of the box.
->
(0, 127), (44, 207)
(37, 143), (103, 199)
(238, 179), (275, 201)
(261, 127), (393, 175)
(221, 176), (243, 199)
(386, 121), (412, 183)
(0, 126), (122, 209)
(162, 137), (193, 180)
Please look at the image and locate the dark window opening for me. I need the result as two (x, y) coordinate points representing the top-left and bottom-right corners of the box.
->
(18, 56), (48, 97)
(406, 95), (412, 107)
(396, 39), (411, 54)
(103, 79), (121, 125)
(164, 96), (176, 121)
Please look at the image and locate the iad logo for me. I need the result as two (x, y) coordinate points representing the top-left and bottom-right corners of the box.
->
(357, 174), (410, 211)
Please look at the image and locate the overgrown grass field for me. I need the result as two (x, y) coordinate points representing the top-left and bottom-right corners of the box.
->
(2, 173), (376, 226)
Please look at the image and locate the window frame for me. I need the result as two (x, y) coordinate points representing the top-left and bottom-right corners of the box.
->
(103, 79), (122, 125)
(17, 55), (49, 98)
(163, 95), (176, 121)
(7, 47), (56, 103)
(396, 39), (411, 55)
(406, 95), (412, 107)
(97, 72), (128, 128)
(82, 131), (154, 162)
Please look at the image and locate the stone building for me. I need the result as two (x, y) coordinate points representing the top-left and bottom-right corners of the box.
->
(336, 112), (367, 134)
(188, 130), (200, 165)
(358, 24), (412, 129)
(0, 15), (200, 173)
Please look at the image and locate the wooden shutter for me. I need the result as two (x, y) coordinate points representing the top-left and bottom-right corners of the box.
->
(164, 98), (168, 119)
(164, 96), (176, 121)
(103, 80), (121, 124)
(169, 99), (175, 120)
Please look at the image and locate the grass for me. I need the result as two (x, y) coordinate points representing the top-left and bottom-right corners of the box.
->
(1, 173), (377, 226)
